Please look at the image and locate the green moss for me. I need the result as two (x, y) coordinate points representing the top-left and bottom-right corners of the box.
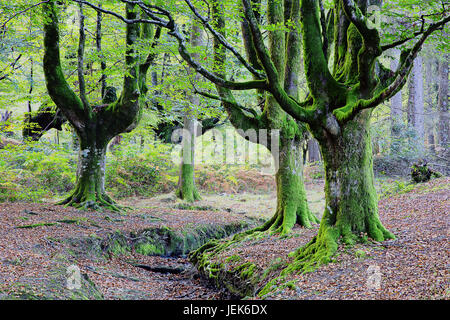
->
(16, 222), (57, 229)
(261, 257), (285, 279)
(354, 249), (366, 259)
(176, 163), (201, 203)
(135, 243), (164, 256)
(225, 255), (241, 263)
(109, 239), (130, 256)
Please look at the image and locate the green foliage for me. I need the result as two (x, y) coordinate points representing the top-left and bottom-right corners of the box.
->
(0, 139), (178, 202)
(0, 143), (75, 202)
(105, 141), (177, 198)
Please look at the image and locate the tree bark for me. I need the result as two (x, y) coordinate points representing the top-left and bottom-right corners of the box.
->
(424, 57), (436, 154)
(390, 49), (403, 144)
(42, 1), (146, 211)
(288, 111), (394, 272)
(176, 22), (203, 202)
(407, 55), (425, 155)
(259, 134), (318, 233)
(59, 133), (115, 210)
(437, 54), (449, 157)
(307, 138), (321, 163)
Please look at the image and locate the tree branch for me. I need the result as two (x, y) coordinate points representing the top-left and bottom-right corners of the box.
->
(333, 13), (450, 122)
(184, 0), (265, 79)
(77, 2), (89, 110)
(42, 1), (87, 132)
(0, 53), (22, 81)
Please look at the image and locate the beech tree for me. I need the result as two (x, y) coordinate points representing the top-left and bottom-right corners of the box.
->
(176, 22), (204, 202)
(209, 0), (319, 232)
(41, 0), (160, 210)
(437, 53), (449, 157)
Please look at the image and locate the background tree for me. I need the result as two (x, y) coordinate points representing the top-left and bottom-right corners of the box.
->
(437, 52), (449, 157)
(175, 21), (204, 202)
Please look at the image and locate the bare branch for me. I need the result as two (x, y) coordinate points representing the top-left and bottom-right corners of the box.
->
(1, 1), (50, 34)
(0, 53), (22, 81)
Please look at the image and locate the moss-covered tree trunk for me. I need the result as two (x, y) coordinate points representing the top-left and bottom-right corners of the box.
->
(42, 1), (157, 211)
(285, 110), (394, 272)
(176, 22), (202, 202)
(176, 116), (201, 202)
(60, 131), (114, 209)
(320, 111), (393, 241)
(211, 0), (317, 232)
(262, 133), (318, 233)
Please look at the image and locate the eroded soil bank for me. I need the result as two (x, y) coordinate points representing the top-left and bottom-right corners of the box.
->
(0, 202), (257, 299)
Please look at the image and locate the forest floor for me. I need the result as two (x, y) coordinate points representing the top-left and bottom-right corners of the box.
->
(0, 176), (448, 300)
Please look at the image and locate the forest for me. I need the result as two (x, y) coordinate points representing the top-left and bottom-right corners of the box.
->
(0, 0), (448, 303)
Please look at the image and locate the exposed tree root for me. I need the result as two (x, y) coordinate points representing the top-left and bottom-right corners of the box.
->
(246, 204), (319, 236)
(175, 186), (202, 203)
(258, 220), (395, 297)
(57, 190), (125, 212)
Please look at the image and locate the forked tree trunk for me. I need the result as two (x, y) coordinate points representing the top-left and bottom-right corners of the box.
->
(42, 1), (150, 211)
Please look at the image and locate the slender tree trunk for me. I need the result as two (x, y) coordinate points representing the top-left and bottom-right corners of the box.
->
(437, 54), (449, 157)
(96, 4), (107, 99)
(390, 49), (403, 146)
(176, 116), (201, 202)
(424, 57), (436, 154)
(307, 138), (321, 163)
(176, 22), (203, 202)
(407, 55), (425, 155)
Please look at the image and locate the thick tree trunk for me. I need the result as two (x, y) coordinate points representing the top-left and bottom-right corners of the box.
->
(59, 132), (118, 210)
(287, 111), (394, 272)
(257, 133), (319, 234)
(278, 134), (319, 231)
(320, 111), (394, 243)
(42, 1), (144, 211)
